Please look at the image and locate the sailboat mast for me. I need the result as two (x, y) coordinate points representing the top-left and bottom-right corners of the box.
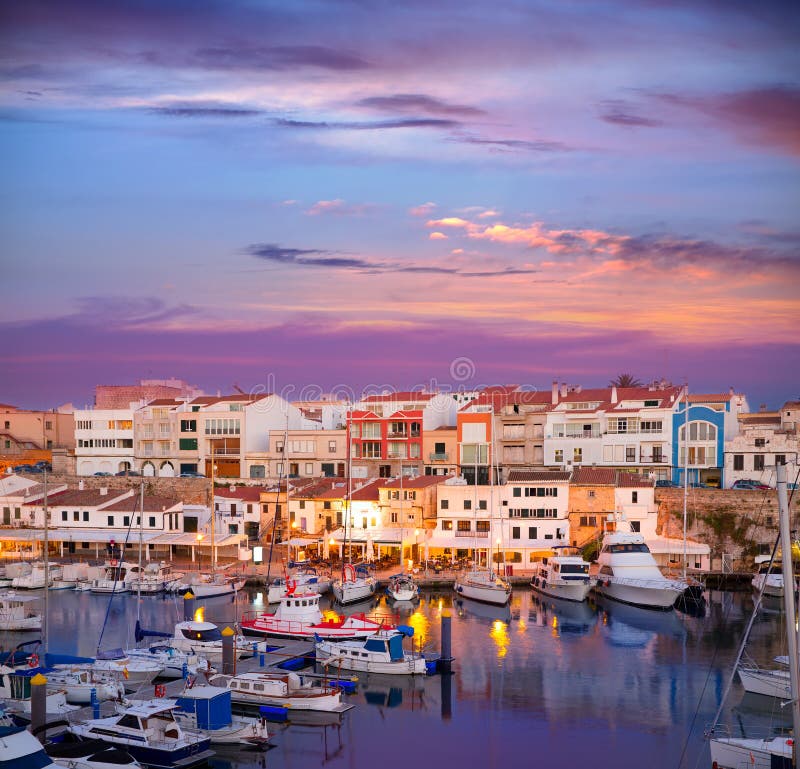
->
(343, 403), (352, 577)
(399, 467), (404, 572)
(210, 458), (216, 572)
(682, 383), (689, 580)
(284, 419), (290, 565)
(137, 480), (144, 602)
(776, 462), (800, 759)
(43, 468), (49, 656)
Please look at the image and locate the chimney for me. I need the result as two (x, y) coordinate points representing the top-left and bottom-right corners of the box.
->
(611, 386), (618, 404)
(729, 386), (735, 396)
(560, 382), (567, 397)
(551, 380), (559, 405)
(100, 487), (108, 495)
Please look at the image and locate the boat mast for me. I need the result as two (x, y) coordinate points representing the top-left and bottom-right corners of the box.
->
(399, 467), (404, 573)
(137, 479), (144, 604)
(210, 457), (216, 572)
(284, 418), (290, 566)
(43, 467), (49, 656)
(682, 382), (689, 580)
(776, 462), (800, 762)
(343, 402), (352, 578)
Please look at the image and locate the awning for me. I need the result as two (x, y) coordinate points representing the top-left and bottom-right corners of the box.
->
(647, 536), (710, 556)
(0, 528), (162, 544)
(148, 532), (246, 547)
(327, 527), (402, 545)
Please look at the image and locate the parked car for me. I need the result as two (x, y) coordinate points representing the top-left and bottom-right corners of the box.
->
(732, 479), (771, 490)
(655, 480), (677, 488)
(34, 461), (52, 471)
(13, 464), (35, 473)
(115, 470), (141, 476)
(94, 471), (112, 477)
(691, 482), (712, 488)
(179, 472), (205, 478)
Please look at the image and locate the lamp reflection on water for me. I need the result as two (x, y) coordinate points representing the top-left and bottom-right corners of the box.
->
(490, 619), (509, 659)
(405, 610), (429, 647)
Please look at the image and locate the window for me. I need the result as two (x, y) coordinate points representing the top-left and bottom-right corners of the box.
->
(180, 420), (196, 432)
(464, 500), (472, 510)
(179, 438), (198, 451)
(122, 516), (129, 527)
(328, 440), (337, 452)
(513, 487), (521, 497)
(442, 520), (453, 530)
(755, 438), (766, 448)
(478, 500), (487, 510)
(632, 491), (638, 503)
(630, 521), (641, 533)
(754, 455), (765, 471)
(554, 449), (563, 463)
(149, 516), (156, 527)
(324, 501), (331, 510)
(83, 511), (89, 522)
(476, 520), (490, 532)
(512, 526), (520, 539)
(305, 463), (314, 475)
(61, 511), (68, 521)
(573, 448), (582, 463)
(776, 454), (786, 466)
(588, 490), (595, 498)
(626, 446), (636, 462)
(440, 499), (449, 510)
(528, 526), (537, 539)
(457, 520), (471, 532)
(73, 511), (79, 521)
(733, 454), (744, 471)
(107, 516), (114, 526)
(45, 421), (52, 430)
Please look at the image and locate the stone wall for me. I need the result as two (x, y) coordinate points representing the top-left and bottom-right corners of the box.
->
(656, 487), (800, 567)
(36, 473), (212, 505)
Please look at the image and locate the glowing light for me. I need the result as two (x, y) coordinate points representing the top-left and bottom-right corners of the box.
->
(254, 592), (263, 606)
(437, 598), (443, 611)
(193, 606), (205, 623)
(405, 610), (430, 647)
(407, 559), (413, 571)
(489, 619), (509, 660)
(552, 617), (558, 629)
(329, 537), (335, 545)
(196, 534), (204, 542)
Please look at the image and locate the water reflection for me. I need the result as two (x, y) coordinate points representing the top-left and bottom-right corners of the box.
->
(454, 596), (512, 624)
(596, 597), (687, 649)
(489, 618), (510, 660)
(529, 594), (596, 637)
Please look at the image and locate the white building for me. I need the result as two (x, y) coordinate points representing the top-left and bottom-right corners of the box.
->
(74, 405), (138, 476)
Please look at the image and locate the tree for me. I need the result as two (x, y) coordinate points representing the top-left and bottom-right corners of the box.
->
(609, 373), (643, 388)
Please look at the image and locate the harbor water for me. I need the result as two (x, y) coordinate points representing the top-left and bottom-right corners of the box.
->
(1, 587), (789, 769)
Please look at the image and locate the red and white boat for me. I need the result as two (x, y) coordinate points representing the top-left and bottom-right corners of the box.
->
(241, 588), (393, 640)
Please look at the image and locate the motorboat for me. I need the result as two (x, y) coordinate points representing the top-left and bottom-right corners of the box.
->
(315, 626), (429, 675)
(168, 685), (270, 746)
(240, 589), (392, 640)
(453, 568), (511, 606)
(530, 546), (594, 603)
(127, 563), (184, 596)
(172, 573), (245, 599)
(593, 531), (687, 610)
(751, 555), (787, 599)
(124, 646), (208, 680)
(11, 564), (61, 590)
(69, 699), (213, 768)
(45, 667), (125, 704)
(210, 671), (351, 713)
(168, 620), (253, 665)
(332, 564), (377, 605)
(0, 591), (42, 631)
(385, 573), (419, 602)
(737, 654), (794, 700)
(0, 719), (59, 769)
(266, 565), (331, 604)
(89, 561), (134, 594)
(0, 665), (79, 717)
(80, 649), (164, 689)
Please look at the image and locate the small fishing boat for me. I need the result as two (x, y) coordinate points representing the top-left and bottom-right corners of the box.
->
(530, 546), (594, 603)
(172, 573), (245, 600)
(69, 699), (213, 769)
(0, 665), (79, 717)
(240, 589), (392, 640)
(385, 573), (419, 602)
(210, 671), (351, 713)
(45, 667), (125, 704)
(751, 555), (788, 599)
(127, 563), (184, 596)
(315, 627), (430, 675)
(453, 568), (511, 606)
(0, 591), (42, 631)
(267, 565), (331, 604)
(168, 685), (270, 746)
(89, 561), (134, 594)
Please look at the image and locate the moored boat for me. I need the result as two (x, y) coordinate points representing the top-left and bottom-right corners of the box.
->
(0, 591), (42, 631)
(332, 564), (377, 605)
(453, 568), (511, 606)
(385, 573), (419, 602)
(315, 626), (429, 675)
(530, 546), (593, 603)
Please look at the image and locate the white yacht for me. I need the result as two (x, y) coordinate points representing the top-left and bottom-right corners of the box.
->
(126, 563), (184, 595)
(78, 649), (164, 688)
(386, 573), (419, 602)
(454, 568), (511, 606)
(173, 572), (246, 599)
(0, 591), (42, 631)
(11, 564), (60, 590)
(45, 667), (125, 704)
(241, 588), (390, 640)
(332, 564), (377, 605)
(315, 627), (428, 675)
(0, 720), (59, 769)
(530, 546), (594, 603)
(168, 619), (253, 664)
(0, 665), (79, 717)
(210, 671), (351, 713)
(124, 646), (208, 680)
(593, 531), (687, 610)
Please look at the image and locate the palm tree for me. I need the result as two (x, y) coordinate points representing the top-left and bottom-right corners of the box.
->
(609, 373), (643, 388)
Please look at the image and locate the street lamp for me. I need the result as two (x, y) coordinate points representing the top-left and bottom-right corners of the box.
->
(196, 533), (204, 571)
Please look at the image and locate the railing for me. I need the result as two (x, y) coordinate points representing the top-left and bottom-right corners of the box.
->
(455, 530), (489, 538)
(429, 452), (449, 461)
(387, 431), (408, 439)
(550, 432), (601, 439)
(640, 455), (667, 463)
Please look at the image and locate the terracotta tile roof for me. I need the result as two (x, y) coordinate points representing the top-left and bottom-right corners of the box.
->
(348, 410), (380, 420)
(381, 475), (452, 490)
(0, 403), (19, 410)
(214, 486), (266, 502)
(388, 410), (423, 419)
(37, 489), (129, 507)
(143, 398), (183, 407)
(362, 391), (435, 402)
(688, 393), (733, 403)
(570, 467), (617, 485)
(103, 495), (182, 512)
(783, 401), (800, 409)
(349, 479), (383, 501)
(460, 390), (553, 413)
(740, 415), (781, 426)
(507, 470), (571, 483)
(616, 472), (655, 488)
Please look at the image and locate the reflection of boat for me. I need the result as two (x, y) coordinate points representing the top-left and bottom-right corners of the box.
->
(530, 546), (593, 603)
(596, 596), (687, 638)
(531, 594), (596, 634)
(454, 595), (512, 624)
(593, 532), (687, 610)
(241, 589), (391, 640)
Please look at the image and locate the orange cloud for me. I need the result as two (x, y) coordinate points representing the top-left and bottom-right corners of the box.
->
(429, 231), (448, 240)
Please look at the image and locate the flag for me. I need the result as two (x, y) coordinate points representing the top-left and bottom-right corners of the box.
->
(123, 667), (129, 680)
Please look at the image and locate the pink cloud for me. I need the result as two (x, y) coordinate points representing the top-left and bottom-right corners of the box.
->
(305, 199), (374, 216)
(409, 202), (437, 216)
(429, 231), (448, 240)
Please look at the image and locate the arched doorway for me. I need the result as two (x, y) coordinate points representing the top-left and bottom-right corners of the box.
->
(159, 461), (175, 478)
(142, 462), (156, 477)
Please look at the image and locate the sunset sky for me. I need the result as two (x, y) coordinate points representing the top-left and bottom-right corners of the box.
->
(1, 0), (798, 408)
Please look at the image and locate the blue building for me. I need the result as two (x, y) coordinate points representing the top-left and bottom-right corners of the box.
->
(671, 391), (748, 488)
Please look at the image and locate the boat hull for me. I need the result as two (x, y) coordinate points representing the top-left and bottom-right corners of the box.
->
(316, 646), (427, 675)
(453, 579), (510, 606)
(593, 581), (680, 610)
(530, 578), (592, 603)
(738, 667), (792, 699)
(332, 580), (376, 605)
(70, 734), (213, 769)
(710, 736), (793, 769)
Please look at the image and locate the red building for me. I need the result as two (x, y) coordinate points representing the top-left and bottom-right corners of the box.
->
(348, 409), (423, 477)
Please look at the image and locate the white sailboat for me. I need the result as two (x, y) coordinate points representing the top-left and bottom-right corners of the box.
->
(709, 463), (800, 767)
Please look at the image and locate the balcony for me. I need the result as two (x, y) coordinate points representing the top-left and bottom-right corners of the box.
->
(388, 431), (408, 439)
(429, 452), (449, 461)
(455, 529), (489, 538)
(640, 455), (668, 463)
(550, 431), (601, 440)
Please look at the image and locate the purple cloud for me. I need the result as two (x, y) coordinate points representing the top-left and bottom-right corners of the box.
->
(599, 100), (662, 127)
(356, 94), (486, 118)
